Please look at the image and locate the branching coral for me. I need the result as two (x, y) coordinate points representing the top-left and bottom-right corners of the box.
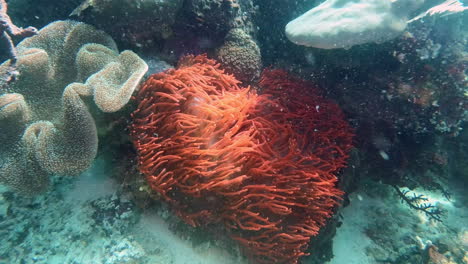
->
(0, 20), (148, 194)
(393, 186), (444, 222)
(131, 55), (353, 263)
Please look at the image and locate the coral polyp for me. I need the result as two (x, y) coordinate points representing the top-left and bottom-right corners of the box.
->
(131, 55), (353, 264)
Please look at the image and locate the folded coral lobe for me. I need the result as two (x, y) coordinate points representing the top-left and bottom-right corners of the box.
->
(131, 55), (354, 264)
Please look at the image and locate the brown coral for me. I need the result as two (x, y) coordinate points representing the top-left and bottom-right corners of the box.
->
(216, 28), (262, 83)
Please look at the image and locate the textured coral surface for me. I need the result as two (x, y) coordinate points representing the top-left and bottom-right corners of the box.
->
(0, 20), (147, 194)
(131, 55), (353, 263)
(216, 28), (262, 83)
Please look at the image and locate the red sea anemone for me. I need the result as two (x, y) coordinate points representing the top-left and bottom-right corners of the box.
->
(130, 55), (353, 264)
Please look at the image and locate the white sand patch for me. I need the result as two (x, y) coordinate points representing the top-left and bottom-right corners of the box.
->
(327, 192), (374, 264)
(328, 183), (468, 263)
(66, 157), (118, 204)
(137, 211), (244, 264)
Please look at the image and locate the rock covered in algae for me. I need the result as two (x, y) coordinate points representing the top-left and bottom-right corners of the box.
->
(0, 20), (148, 194)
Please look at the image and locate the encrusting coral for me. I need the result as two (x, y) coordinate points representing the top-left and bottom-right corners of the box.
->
(216, 28), (262, 83)
(131, 55), (353, 263)
(0, 20), (148, 194)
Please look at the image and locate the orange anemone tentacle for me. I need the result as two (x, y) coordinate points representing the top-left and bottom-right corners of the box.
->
(131, 55), (354, 264)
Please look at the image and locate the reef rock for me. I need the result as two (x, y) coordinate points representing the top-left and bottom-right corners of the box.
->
(71, 0), (183, 48)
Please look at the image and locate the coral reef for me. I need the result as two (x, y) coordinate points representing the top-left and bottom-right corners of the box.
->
(71, 0), (183, 48)
(182, 0), (257, 35)
(153, 0), (258, 64)
(317, 6), (468, 196)
(0, 20), (148, 194)
(183, 0), (240, 34)
(215, 28), (262, 83)
(0, 172), (149, 264)
(386, 9), (468, 136)
(131, 55), (353, 263)
(0, 0), (465, 263)
(0, 159), (238, 264)
(260, 3), (467, 199)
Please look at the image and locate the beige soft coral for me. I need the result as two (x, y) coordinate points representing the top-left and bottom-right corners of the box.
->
(0, 20), (148, 194)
